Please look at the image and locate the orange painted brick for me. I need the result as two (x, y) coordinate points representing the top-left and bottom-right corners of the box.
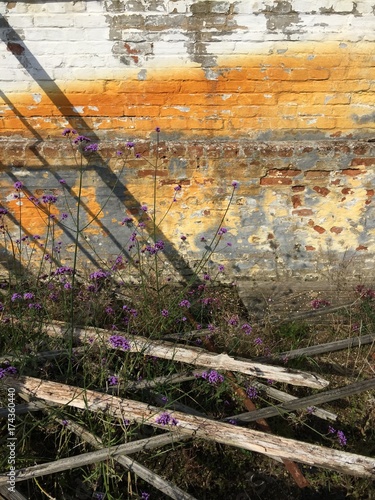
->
(260, 177), (292, 186)
(313, 186), (330, 196)
(292, 209), (314, 216)
(313, 225), (326, 234)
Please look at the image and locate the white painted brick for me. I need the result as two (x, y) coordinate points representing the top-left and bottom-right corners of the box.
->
(25, 28), (86, 41)
(34, 15), (75, 28)
(3, 16), (34, 28)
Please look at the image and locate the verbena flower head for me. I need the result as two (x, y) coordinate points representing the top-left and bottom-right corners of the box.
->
(161, 309), (169, 317)
(200, 370), (224, 385)
(108, 375), (119, 386)
(108, 335), (131, 351)
(241, 323), (253, 335)
(155, 411), (178, 426)
(155, 127), (161, 132)
(337, 430), (347, 446)
(311, 299), (331, 310)
(0, 365), (17, 379)
(141, 492), (150, 500)
(13, 181), (23, 190)
(90, 269), (110, 280)
(231, 180), (239, 188)
(218, 227), (227, 236)
(85, 143), (98, 152)
(140, 205), (148, 212)
(42, 194), (58, 204)
(59, 179), (66, 185)
(126, 141), (135, 148)
(246, 386), (258, 399)
(179, 299), (191, 308)
(11, 293), (22, 302)
(73, 135), (91, 144)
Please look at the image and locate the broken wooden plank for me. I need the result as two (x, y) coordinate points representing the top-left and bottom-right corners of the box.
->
(250, 381), (337, 421)
(1, 376), (373, 478)
(228, 377), (375, 423)
(256, 333), (375, 362)
(0, 432), (190, 484)
(42, 321), (329, 388)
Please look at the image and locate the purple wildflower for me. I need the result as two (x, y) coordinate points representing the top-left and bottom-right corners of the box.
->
(228, 315), (239, 326)
(108, 335), (131, 351)
(201, 370), (224, 385)
(161, 309), (169, 317)
(217, 227), (228, 236)
(84, 143), (98, 152)
(126, 141), (135, 148)
(337, 430), (347, 446)
(179, 299), (191, 308)
(203, 273), (210, 281)
(227, 419), (237, 425)
(90, 269), (110, 280)
(42, 194), (58, 204)
(23, 292), (34, 300)
(328, 425), (336, 434)
(231, 180), (239, 188)
(61, 419), (69, 426)
(140, 205), (148, 212)
(61, 212), (68, 221)
(155, 412), (178, 426)
(174, 184), (182, 192)
(141, 492), (150, 500)
(108, 375), (119, 386)
(254, 337), (263, 345)
(0, 365), (17, 379)
(59, 179), (66, 184)
(311, 299), (331, 310)
(241, 323), (253, 335)
(155, 127), (161, 132)
(73, 135), (91, 144)
(11, 293), (22, 302)
(246, 386), (258, 399)
(62, 128), (71, 136)
(218, 264), (225, 272)
(13, 181), (23, 190)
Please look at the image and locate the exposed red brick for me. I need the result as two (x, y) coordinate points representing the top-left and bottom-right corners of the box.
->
(292, 209), (314, 216)
(313, 186), (330, 196)
(260, 177), (292, 186)
(341, 168), (362, 176)
(267, 233), (274, 239)
(356, 245), (368, 251)
(268, 169), (301, 177)
(313, 225), (326, 234)
(330, 226), (343, 234)
(350, 157), (375, 166)
(7, 42), (25, 55)
(330, 179), (341, 185)
(305, 245), (316, 251)
(292, 185), (305, 192)
(304, 170), (330, 179)
(341, 187), (354, 195)
(291, 195), (302, 208)
(366, 189), (374, 196)
(138, 169), (168, 177)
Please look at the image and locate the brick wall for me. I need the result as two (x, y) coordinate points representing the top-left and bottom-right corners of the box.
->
(0, 1), (374, 281)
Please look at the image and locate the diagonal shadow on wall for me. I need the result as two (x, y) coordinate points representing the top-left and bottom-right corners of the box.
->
(0, 14), (199, 283)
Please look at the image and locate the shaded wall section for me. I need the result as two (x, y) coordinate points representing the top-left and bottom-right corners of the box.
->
(0, 1), (374, 281)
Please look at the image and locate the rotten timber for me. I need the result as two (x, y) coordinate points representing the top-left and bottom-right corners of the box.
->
(2, 376), (374, 479)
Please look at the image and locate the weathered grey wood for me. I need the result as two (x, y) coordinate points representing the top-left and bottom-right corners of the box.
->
(61, 420), (197, 500)
(1, 376), (374, 478)
(42, 321), (329, 388)
(256, 333), (375, 362)
(228, 377), (375, 423)
(0, 432), (189, 484)
(250, 381), (337, 421)
(0, 485), (28, 500)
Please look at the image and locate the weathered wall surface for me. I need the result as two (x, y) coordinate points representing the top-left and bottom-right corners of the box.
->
(0, 1), (374, 281)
